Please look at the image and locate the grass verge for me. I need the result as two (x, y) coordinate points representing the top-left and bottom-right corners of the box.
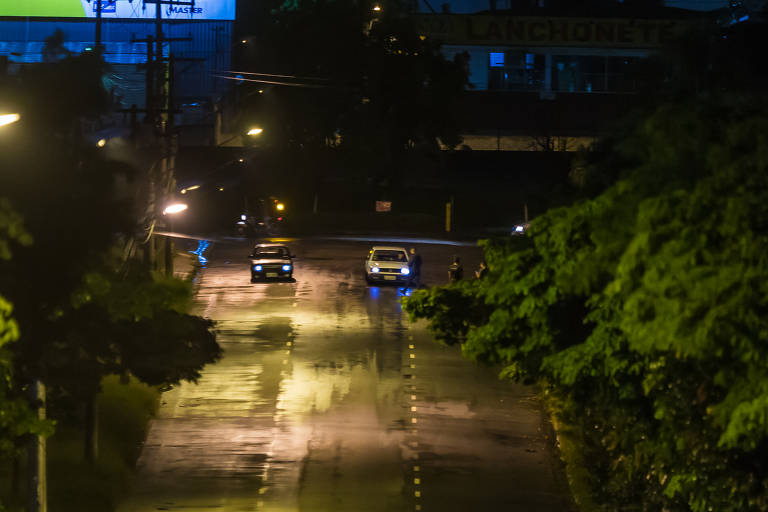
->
(540, 385), (599, 512)
(0, 376), (159, 512)
(48, 376), (160, 511)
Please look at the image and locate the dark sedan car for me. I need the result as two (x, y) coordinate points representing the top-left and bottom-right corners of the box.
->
(249, 244), (294, 282)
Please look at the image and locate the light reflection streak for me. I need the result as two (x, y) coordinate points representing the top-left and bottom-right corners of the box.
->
(190, 239), (211, 267)
(276, 361), (353, 415)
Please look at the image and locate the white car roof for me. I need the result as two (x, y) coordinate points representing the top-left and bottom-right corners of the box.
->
(370, 246), (408, 252)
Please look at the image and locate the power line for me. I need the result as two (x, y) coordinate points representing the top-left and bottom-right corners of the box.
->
(224, 70), (330, 81)
(213, 74), (335, 88)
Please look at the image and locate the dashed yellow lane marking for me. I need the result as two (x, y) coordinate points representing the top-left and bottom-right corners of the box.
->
(414, 465), (420, 472)
(415, 491), (421, 498)
(411, 395), (417, 400)
(409, 344), (415, 349)
(409, 353), (415, 358)
(411, 406), (417, 412)
(414, 477), (421, 485)
(411, 418), (418, 424)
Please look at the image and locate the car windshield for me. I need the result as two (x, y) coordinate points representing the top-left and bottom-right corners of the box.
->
(372, 250), (407, 262)
(253, 247), (289, 259)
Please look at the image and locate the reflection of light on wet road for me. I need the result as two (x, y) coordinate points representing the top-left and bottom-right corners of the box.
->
(118, 239), (572, 512)
(276, 361), (352, 414)
(189, 239), (210, 267)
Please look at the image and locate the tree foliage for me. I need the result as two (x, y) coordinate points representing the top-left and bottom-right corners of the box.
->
(235, 0), (469, 186)
(0, 201), (51, 460)
(403, 94), (768, 510)
(0, 49), (220, 464)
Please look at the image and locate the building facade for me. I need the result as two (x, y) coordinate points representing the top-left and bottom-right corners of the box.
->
(411, 1), (754, 150)
(0, 1), (234, 129)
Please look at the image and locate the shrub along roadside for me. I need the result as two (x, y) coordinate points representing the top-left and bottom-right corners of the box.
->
(540, 387), (599, 512)
(47, 376), (160, 512)
(0, 376), (159, 512)
(403, 95), (768, 511)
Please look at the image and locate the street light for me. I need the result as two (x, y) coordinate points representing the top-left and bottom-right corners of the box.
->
(163, 202), (188, 215)
(180, 184), (200, 195)
(160, 201), (188, 276)
(0, 113), (21, 128)
(247, 127), (264, 136)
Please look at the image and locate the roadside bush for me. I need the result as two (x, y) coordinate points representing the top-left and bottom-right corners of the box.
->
(403, 95), (768, 511)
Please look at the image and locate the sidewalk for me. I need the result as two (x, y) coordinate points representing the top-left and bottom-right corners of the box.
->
(172, 237), (211, 280)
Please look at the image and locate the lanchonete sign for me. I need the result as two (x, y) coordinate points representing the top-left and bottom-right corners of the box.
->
(415, 15), (683, 48)
(0, 0), (235, 20)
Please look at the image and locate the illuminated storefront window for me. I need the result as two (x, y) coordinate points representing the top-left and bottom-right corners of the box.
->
(488, 51), (543, 91)
(487, 52), (639, 93)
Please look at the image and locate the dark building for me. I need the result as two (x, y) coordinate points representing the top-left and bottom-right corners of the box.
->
(0, 1), (234, 141)
(412, 0), (755, 150)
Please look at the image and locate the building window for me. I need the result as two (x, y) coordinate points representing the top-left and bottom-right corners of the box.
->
(553, 55), (639, 93)
(488, 51), (543, 91)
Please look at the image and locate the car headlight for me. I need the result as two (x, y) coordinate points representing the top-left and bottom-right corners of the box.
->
(282, 264), (291, 271)
(254, 265), (262, 271)
(371, 266), (380, 273)
(401, 267), (410, 275)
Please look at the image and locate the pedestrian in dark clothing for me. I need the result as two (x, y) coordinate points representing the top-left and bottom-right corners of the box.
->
(475, 260), (488, 279)
(408, 247), (422, 287)
(448, 256), (463, 282)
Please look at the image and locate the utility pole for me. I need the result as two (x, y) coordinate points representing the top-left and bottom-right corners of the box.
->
(27, 381), (47, 512)
(95, 0), (102, 51)
(133, 0), (194, 273)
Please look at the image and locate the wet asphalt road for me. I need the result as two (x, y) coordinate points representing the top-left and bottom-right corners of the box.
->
(117, 237), (573, 512)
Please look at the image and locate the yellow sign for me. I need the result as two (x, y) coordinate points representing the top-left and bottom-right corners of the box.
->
(415, 15), (682, 48)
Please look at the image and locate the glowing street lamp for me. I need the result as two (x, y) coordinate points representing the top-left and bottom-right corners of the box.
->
(163, 202), (188, 215)
(247, 127), (264, 136)
(180, 184), (200, 195)
(0, 113), (21, 128)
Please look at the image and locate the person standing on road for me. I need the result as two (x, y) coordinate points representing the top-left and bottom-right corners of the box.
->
(408, 247), (422, 287)
(475, 260), (488, 280)
(448, 256), (463, 282)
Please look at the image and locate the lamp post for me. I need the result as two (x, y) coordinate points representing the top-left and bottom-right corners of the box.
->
(161, 201), (188, 276)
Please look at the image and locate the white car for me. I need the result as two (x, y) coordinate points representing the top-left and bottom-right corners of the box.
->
(365, 246), (410, 284)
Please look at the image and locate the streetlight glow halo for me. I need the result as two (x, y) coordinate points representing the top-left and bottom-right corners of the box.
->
(0, 113), (21, 127)
(163, 203), (189, 215)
